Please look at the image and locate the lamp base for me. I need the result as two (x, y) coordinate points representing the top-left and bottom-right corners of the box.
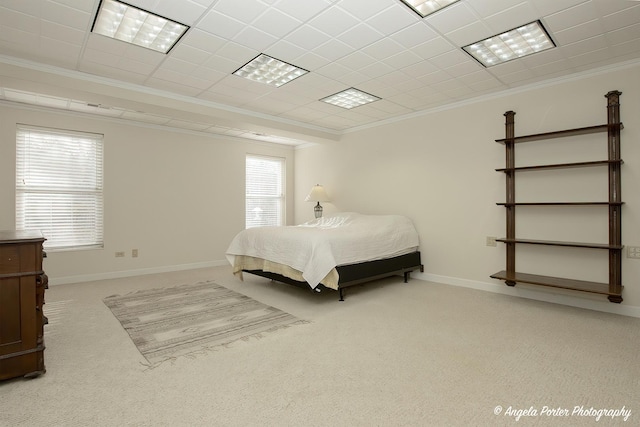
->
(314, 202), (323, 218)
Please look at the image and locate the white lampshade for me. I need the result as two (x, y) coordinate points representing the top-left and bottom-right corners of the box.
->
(305, 185), (330, 202)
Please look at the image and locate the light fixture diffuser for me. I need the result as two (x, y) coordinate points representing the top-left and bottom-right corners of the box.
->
(92, 0), (188, 54)
(463, 20), (555, 67)
(400, 0), (461, 18)
(233, 54), (309, 87)
(320, 88), (381, 109)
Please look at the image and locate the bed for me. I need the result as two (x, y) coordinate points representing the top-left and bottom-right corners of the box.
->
(225, 212), (423, 300)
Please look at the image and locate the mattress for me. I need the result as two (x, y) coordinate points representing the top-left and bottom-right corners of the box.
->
(225, 212), (419, 289)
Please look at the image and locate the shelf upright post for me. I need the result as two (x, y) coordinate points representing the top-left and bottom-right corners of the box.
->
(606, 91), (623, 302)
(504, 111), (516, 286)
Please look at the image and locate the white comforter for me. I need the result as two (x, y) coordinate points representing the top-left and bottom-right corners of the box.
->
(225, 212), (419, 289)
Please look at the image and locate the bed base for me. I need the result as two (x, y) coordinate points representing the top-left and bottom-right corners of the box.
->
(244, 251), (423, 301)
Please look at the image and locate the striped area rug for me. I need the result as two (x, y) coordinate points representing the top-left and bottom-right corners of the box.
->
(103, 281), (307, 367)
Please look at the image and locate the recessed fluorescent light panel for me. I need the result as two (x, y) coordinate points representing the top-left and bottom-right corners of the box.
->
(320, 88), (381, 109)
(399, 0), (461, 18)
(92, 0), (188, 54)
(233, 54), (309, 87)
(463, 20), (555, 67)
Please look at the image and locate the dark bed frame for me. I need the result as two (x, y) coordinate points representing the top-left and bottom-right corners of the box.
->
(243, 251), (423, 301)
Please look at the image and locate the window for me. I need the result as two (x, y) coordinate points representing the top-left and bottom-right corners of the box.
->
(246, 155), (284, 228)
(16, 124), (104, 251)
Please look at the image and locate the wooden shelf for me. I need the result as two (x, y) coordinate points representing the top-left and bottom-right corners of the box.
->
(496, 159), (623, 172)
(495, 238), (623, 250)
(495, 123), (623, 144)
(492, 91), (623, 303)
(497, 202), (624, 206)
(490, 271), (622, 297)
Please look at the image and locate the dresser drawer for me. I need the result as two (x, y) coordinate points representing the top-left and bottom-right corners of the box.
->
(0, 246), (20, 274)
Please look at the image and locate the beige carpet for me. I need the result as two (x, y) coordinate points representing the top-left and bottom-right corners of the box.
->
(1, 265), (638, 426)
(103, 281), (307, 366)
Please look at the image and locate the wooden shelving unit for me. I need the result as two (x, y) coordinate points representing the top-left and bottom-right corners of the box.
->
(490, 91), (624, 303)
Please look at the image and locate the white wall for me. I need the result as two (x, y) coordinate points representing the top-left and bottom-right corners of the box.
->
(0, 104), (295, 283)
(295, 63), (640, 313)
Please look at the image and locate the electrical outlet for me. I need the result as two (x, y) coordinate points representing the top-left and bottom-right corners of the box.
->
(132, 249), (138, 258)
(115, 251), (125, 258)
(486, 236), (497, 247)
(627, 246), (640, 259)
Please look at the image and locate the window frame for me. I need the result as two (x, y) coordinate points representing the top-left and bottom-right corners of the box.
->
(245, 154), (285, 229)
(15, 124), (104, 251)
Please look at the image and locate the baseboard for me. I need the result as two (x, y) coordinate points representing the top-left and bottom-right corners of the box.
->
(48, 260), (229, 286)
(413, 272), (640, 318)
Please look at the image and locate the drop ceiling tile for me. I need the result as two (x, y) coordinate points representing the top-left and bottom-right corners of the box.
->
(382, 50), (423, 69)
(157, 57), (198, 74)
(544, 1), (599, 31)
(213, 0), (269, 24)
(360, 61), (395, 79)
(561, 35), (609, 57)
(339, 0), (394, 20)
(465, 0), (527, 18)
(529, 58), (575, 76)
(234, 26), (278, 51)
(268, 40), (314, 63)
(498, 68), (537, 84)
(391, 22), (439, 49)
(309, 6), (360, 36)
(361, 37), (405, 61)
(41, 20), (85, 45)
(401, 61), (440, 78)
(202, 54), (242, 73)
(85, 33), (128, 55)
(338, 23), (384, 50)
(285, 25), (332, 50)
(527, 0), (587, 16)
(593, 0), (638, 15)
(152, 0), (209, 25)
(252, 8), (303, 38)
(1, 8), (37, 34)
(417, 69), (454, 85)
(0, 1), (39, 15)
(425, 2), (478, 34)
(215, 42), (259, 64)
(366, 4), (419, 36)
(411, 36), (454, 59)
(180, 29), (227, 54)
(611, 38), (640, 56)
(199, 10), (246, 39)
(429, 49), (470, 69)
(169, 44), (213, 66)
(41, 0), (90, 30)
(601, 5), (640, 32)
(40, 37), (82, 63)
(335, 50), (376, 70)
(568, 47), (613, 67)
(190, 65), (227, 83)
(554, 19), (604, 45)
(483, 2), (539, 34)
(444, 21), (493, 47)
(606, 23), (640, 45)
(444, 60), (483, 78)
(272, 0), (333, 22)
(312, 39), (353, 62)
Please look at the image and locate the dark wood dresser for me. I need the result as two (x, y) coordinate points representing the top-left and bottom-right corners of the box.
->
(0, 230), (47, 380)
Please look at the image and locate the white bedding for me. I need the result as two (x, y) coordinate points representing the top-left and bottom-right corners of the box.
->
(225, 212), (419, 289)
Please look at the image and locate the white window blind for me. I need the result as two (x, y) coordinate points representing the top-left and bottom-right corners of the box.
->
(16, 124), (104, 251)
(246, 155), (284, 228)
